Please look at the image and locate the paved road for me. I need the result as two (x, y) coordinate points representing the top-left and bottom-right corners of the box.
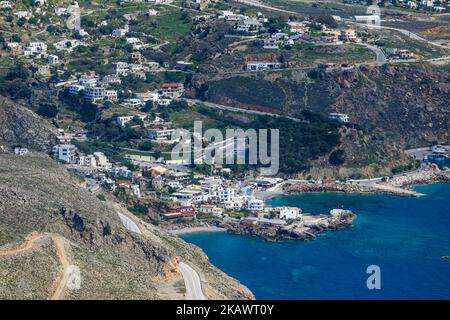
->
(117, 212), (142, 235)
(186, 98), (301, 122)
(406, 145), (450, 161)
(236, 0), (449, 52)
(235, 0), (298, 15)
(350, 22), (450, 50)
(179, 262), (206, 300)
(362, 43), (387, 65)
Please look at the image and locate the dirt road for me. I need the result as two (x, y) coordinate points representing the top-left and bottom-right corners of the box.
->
(0, 232), (77, 300)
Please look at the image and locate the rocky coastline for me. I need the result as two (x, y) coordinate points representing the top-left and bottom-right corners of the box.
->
(283, 168), (450, 197)
(219, 210), (356, 242)
(165, 210), (357, 242)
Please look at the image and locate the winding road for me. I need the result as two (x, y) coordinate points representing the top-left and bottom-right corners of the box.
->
(116, 210), (208, 300)
(179, 262), (206, 300)
(117, 211), (142, 235)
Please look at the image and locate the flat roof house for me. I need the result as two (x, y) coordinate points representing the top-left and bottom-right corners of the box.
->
(161, 83), (184, 99)
(84, 86), (105, 103)
(52, 144), (77, 163)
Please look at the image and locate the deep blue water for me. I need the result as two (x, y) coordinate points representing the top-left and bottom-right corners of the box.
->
(182, 183), (450, 299)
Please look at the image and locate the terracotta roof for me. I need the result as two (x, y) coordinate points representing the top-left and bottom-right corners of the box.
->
(162, 83), (182, 88)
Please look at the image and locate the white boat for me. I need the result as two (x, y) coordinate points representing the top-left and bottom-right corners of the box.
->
(431, 145), (447, 154)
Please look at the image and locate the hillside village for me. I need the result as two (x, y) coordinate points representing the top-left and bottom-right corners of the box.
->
(1, 0), (449, 230)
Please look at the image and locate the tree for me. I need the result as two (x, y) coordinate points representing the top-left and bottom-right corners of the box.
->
(5, 62), (29, 80)
(36, 103), (58, 118)
(103, 224), (111, 236)
(329, 149), (346, 165)
(11, 34), (21, 42)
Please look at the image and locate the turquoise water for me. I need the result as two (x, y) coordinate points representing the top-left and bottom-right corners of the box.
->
(182, 183), (450, 299)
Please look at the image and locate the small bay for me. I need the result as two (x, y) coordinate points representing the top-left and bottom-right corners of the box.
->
(182, 183), (450, 299)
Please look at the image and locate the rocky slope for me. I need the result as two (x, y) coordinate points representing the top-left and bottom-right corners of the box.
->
(191, 64), (449, 177)
(0, 97), (57, 153)
(0, 153), (253, 300)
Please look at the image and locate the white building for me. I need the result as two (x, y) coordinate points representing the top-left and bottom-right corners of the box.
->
(105, 90), (118, 101)
(110, 166), (132, 178)
(278, 207), (302, 220)
(93, 152), (112, 169)
(329, 113), (349, 123)
(149, 128), (175, 141)
(353, 15), (380, 26)
(218, 188), (234, 202)
(84, 86), (105, 102)
(112, 25), (129, 37)
(24, 42), (47, 57)
(14, 147), (29, 155)
(131, 185), (141, 198)
(116, 115), (147, 126)
(48, 54), (59, 65)
(6, 42), (21, 51)
(69, 84), (85, 95)
(114, 62), (130, 75)
(263, 38), (279, 49)
(247, 199), (264, 211)
(235, 19), (261, 33)
(122, 98), (144, 108)
(14, 11), (32, 19)
(102, 74), (121, 85)
(161, 83), (185, 98)
(246, 61), (282, 71)
(0, 1), (13, 9)
(52, 144), (77, 163)
(287, 21), (308, 33)
(79, 77), (98, 88)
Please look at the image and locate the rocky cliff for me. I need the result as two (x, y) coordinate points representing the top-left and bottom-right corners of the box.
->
(191, 64), (449, 177)
(0, 97), (57, 153)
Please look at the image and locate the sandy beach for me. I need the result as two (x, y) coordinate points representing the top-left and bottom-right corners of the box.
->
(168, 226), (227, 235)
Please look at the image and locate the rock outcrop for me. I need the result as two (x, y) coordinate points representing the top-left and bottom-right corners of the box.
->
(0, 97), (57, 153)
(218, 210), (356, 242)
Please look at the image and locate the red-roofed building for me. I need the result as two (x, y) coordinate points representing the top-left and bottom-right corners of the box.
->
(160, 206), (196, 220)
(115, 180), (132, 187)
(161, 83), (184, 98)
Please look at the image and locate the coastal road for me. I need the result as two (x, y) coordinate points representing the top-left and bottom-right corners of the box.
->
(115, 208), (206, 300)
(405, 145), (450, 161)
(179, 262), (207, 300)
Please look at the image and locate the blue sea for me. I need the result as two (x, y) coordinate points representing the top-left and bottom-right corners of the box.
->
(182, 183), (450, 299)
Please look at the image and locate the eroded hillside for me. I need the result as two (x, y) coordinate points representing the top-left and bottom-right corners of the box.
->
(0, 154), (253, 300)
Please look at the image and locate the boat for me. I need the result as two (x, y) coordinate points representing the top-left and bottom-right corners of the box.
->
(431, 145), (447, 154)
